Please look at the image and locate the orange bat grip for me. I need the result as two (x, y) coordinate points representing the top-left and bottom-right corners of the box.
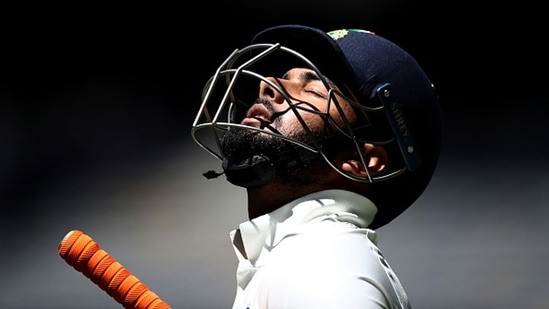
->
(58, 230), (171, 309)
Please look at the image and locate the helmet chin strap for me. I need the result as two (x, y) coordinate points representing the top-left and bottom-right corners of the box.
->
(219, 148), (325, 188)
(204, 128), (344, 188)
(221, 154), (276, 188)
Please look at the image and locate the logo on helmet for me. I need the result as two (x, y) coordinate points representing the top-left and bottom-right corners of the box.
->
(391, 102), (409, 138)
(327, 29), (349, 40)
(328, 29), (376, 41)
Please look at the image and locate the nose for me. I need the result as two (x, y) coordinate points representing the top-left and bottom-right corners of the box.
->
(259, 77), (287, 104)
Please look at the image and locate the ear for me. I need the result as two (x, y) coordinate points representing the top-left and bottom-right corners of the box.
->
(340, 143), (388, 178)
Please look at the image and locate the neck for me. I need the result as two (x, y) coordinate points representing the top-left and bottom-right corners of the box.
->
(244, 161), (367, 219)
(245, 181), (315, 219)
(246, 178), (347, 219)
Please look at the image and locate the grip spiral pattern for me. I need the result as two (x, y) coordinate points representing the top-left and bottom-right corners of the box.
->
(58, 230), (171, 309)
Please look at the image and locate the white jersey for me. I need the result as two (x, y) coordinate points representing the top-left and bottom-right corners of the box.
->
(230, 189), (411, 309)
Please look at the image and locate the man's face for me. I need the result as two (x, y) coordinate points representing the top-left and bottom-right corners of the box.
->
(220, 67), (357, 179)
(240, 68), (357, 138)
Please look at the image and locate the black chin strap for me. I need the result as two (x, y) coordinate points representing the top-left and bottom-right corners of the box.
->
(206, 148), (323, 188)
(202, 169), (224, 179)
(221, 154), (276, 188)
(202, 136), (341, 188)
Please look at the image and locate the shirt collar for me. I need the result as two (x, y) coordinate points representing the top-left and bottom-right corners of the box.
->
(231, 189), (378, 264)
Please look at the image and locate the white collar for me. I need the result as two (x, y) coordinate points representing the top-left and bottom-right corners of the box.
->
(231, 189), (378, 264)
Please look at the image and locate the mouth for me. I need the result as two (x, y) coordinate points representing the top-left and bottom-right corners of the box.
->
(241, 104), (272, 127)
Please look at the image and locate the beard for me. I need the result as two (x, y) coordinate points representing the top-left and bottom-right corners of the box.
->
(219, 126), (331, 186)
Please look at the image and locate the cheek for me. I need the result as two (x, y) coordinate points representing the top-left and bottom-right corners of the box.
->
(276, 111), (324, 137)
(329, 100), (357, 128)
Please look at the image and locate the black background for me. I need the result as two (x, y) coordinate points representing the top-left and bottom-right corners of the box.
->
(2, 2), (548, 308)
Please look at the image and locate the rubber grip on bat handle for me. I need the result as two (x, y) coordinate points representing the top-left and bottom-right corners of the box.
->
(58, 230), (171, 309)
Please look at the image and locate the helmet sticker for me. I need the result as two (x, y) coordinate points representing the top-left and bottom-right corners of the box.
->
(327, 29), (349, 40)
(327, 29), (375, 41)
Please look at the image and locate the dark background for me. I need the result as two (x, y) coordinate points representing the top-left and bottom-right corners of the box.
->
(1, 2), (548, 308)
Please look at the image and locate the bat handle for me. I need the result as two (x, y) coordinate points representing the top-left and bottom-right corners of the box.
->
(58, 230), (171, 309)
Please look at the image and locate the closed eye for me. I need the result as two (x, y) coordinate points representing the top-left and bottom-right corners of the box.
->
(305, 89), (326, 98)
